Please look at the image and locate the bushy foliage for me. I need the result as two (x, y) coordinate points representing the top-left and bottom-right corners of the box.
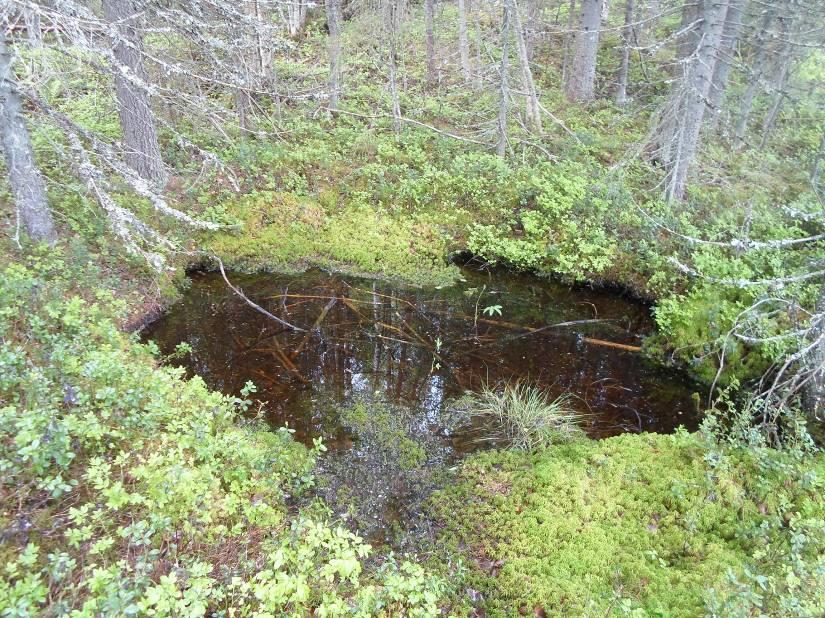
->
(0, 253), (447, 616)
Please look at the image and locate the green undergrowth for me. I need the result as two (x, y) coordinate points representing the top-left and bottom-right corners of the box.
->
(430, 431), (825, 617)
(202, 189), (459, 287)
(0, 251), (450, 616)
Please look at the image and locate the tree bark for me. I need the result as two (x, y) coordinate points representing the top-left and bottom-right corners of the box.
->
(509, 0), (541, 131)
(675, 0), (703, 67)
(525, 0), (540, 61)
(385, 0), (402, 134)
(803, 287), (825, 423)
(425, 0), (436, 88)
(0, 33), (57, 245)
(326, 0), (343, 109)
(497, 3), (511, 156)
(102, 0), (166, 186)
(235, 87), (252, 130)
(560, 0), (576, 83)
(812, 126), (825, 189)
(564, 0), (603, 103)
(287, 0), (308, 37)
(458, 0), (471, 81)
(706, 0), (743, 130)
(760, 32), (796, 147)
(733, 7), (774, 145)
(473, 0), (484, 90)
(614, 0), (633, 106)
(665, 0), (729, 201)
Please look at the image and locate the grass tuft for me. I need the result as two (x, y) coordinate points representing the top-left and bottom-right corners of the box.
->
(467, 382), (585, 450)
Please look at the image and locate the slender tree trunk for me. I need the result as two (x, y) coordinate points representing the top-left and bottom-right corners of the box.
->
(497, 3), (511, 156)
(812, 126), (825, 188)
(473, 0), (484, 89)
(389, 45), (401, 134)
(564, 0), (603, 102)
(385, 0), (402, 134)
(525, 0), (540, 61)
(235, 88), (252, 130)
(760, 80), (786, 147)
(508, 0), (541, 131)
(665, 0), (729, 201)
(760, 35), (795, 147)
(614, 0), (633, 106)
(326, 0), (343, 109)
(0, 33), (57, 245)
(287, 0), (307, 36)
(733, 7), (774, 145)
(803, 288), (825, 422)
(425, 0), (436, 88)
(102, 0), (166, 186)
(458, 0), (471, 81)
(706, 0), (743, 130)
(560, 0), (576, 83)
(253, 0), (270, 76)
(675, 0), (703, 66)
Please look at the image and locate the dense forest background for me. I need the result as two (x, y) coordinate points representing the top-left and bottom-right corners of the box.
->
(1, 0), (824, 615)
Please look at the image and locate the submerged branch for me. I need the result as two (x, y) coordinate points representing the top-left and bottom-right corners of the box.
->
(214, 256), (306, 332)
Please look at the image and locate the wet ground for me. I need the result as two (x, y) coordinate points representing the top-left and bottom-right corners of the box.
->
(143, 267), (700, 544)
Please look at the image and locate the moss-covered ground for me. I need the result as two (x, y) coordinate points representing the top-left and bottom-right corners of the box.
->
(430, 432), (825, 616)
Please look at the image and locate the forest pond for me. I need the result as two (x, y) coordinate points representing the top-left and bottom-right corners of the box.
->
(143, 268), (700, 545)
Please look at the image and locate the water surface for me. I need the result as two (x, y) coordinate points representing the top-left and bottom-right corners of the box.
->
(144, 268), (699, 543)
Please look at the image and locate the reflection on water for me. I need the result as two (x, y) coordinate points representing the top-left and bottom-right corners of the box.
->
(143, 268), (700, 543)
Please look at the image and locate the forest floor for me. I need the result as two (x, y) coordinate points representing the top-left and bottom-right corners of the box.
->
(2, 7), (824, 615)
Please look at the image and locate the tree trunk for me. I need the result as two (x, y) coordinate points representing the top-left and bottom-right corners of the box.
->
(287, 0), (307, 36)
(425, 0), (436, 88)
(733, 7), (774, 145)
(102, 0), (166, 186)
(803, 287), (825, 423)
(389, 44), (401, 134)
(253, 0), (271, 77)
(760, 34), (795, 147)
(812, 126), (825, 189)
(473, 0), (484, 89)
(614, 0), (633, 106)
(326, 0), (343, 109)
(0, 33), (57, 245)
(235, 88), (252, 131)
(458, 0), (471, 81)
(706, 0), (743, 130)
(509, 0), (541, 131)
(564, 0), (603, 103)
(665, 0), (729, 201)
(497, 3), (511, 156)
(525, 0), (540, 61)
(560, 0), (576, 83)
(675, 0), (703, 67)
(385, 0), (402, 134)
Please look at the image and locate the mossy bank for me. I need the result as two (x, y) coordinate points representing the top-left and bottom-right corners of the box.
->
(430, 432), (825, 616)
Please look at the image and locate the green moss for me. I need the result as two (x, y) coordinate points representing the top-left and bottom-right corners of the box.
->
(203, 191), (459, 287)
(340, 402), (428, 470)
(431, 432), (825, 616)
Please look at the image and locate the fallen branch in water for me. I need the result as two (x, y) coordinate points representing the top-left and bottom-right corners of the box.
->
(581, 337), (642, 352)
(291, 297), (337, 359)
(214, 256), (306, 332)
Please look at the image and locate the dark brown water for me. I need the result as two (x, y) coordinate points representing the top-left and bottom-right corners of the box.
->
(143, 268), (700, 543)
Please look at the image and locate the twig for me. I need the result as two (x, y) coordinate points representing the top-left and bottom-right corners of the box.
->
(214, 256), (306, 331)
(291, 297), (337, 358)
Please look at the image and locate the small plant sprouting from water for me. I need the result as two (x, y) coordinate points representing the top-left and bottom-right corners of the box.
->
(467, 382), (586, 450)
